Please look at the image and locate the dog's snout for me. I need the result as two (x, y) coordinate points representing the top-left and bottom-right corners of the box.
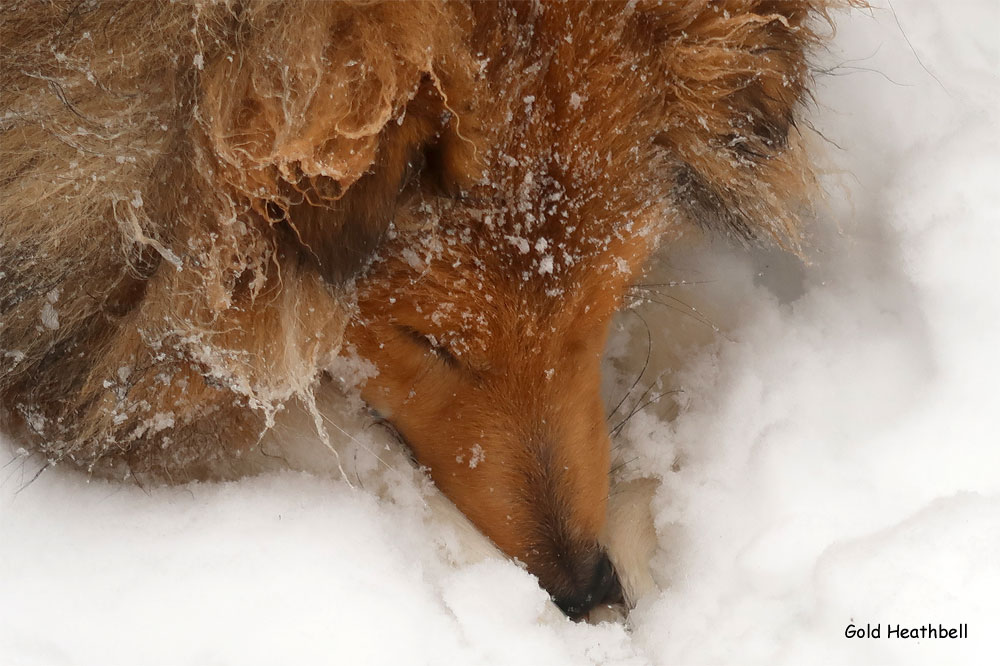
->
(553, 552), (622, 620)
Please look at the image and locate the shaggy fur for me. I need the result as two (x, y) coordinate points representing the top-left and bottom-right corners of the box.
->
(1, 0), (852, 616)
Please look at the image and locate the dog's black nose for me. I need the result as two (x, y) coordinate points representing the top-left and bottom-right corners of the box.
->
(552, 552), (622, 620)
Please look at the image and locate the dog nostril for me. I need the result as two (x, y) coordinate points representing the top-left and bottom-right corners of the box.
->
(553, 552), (622, 620)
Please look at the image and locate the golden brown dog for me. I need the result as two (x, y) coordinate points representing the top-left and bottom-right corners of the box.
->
(0, 1), (849, 617)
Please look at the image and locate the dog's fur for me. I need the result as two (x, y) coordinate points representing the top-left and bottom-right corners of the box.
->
(1, 0), (849, 616)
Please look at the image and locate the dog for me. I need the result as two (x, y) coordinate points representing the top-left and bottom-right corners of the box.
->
(0, 0), (848, 619)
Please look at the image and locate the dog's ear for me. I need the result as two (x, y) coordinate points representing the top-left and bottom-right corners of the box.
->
(626, 1), (844, 248)
(199, 2), (471, 283)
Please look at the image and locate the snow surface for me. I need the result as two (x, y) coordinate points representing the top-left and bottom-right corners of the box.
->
(3, 2), (999, 664)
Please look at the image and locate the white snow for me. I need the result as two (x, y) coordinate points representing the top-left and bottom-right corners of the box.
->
(3, 2), (999, 664)
(507, 234), (531, 254)
(468, 444), (485, 469)
(39, 302), (59, 330)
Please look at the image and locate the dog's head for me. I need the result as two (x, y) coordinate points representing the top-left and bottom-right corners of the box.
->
(207, 0), (829, 616)
(345, 195), (649, 615)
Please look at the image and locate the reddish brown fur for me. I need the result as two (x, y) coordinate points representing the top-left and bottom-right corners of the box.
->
(1, 1), (852, 614)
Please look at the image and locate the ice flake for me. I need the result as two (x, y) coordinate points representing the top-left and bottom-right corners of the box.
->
(149, 412), (175, 433)
(468, 444), (485, 469)
(401, 248), (425, 270)
(506, 236), (530, 254)
(40, 302), (59, 330)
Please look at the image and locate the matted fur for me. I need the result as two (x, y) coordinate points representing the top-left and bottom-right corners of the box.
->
(1, 0), (475, 477)
(1, 0), (854, 614)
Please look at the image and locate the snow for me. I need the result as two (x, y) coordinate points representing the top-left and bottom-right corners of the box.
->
(2, 2), (999, 664)
(39, 302), (59, 330)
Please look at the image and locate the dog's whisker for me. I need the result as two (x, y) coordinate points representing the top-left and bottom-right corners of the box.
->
(14, 461), (50, 495)
(609, 361), (677, 434)
(607, 309), (652, 422)
(629, 278), (716, 289)
(611, 390), (683, 438)
(886, 0), (950, 94)
(624, 369), (671, 415)
(609, 457), (639, 477)
(316, 409), (395, 473)
(634, 295), (723, 336)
